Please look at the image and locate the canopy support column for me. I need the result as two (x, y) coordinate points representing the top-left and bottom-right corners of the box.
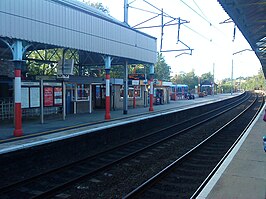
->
(12, 40), (24, 137)
(149, 64), (154, 112)
(123, 61), (128, 114)
(104, 56), (112, 120)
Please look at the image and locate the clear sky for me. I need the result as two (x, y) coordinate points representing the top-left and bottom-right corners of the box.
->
(85, 0), (262, 81)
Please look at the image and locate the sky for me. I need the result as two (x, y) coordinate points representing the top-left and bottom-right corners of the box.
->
(86, 0), (262, 81)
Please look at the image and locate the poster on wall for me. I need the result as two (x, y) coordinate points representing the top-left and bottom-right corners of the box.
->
(21, 87), (29, 108)
(44, 87), (53, 107)
(54, 87), (62, 106)
(30, 87), (40, 108)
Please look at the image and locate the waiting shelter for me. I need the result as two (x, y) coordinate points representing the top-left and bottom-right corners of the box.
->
(0, 0), (157, 136)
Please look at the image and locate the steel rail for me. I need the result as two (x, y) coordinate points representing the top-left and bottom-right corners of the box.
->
(123, 94), (261, 198)
(190, 94), (264, 198)
(0, 93), (250, 198)
(30, 94), (253, 198)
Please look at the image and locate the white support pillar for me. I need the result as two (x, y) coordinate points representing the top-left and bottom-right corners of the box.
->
(12, 40), (24, 137)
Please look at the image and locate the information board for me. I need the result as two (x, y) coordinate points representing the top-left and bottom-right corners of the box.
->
(44, 87), (53, 107)
(21, 87), (29, 108)
(30, 87), (40, 108)
(54, 87), (62, 106)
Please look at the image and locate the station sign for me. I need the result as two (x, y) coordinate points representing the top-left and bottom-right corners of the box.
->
(57, 59), (74, 75)
(132, 80), (140, 85)
(36, 76), (56, 81)
(128, 74), (145, 80)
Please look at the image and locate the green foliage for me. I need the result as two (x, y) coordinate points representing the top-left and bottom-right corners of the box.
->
(200, 72), (214, 83)
(154, 53), (171, 81)
(171, 70), (198, 90)
(241, 68), (266, 91)
(26, 48), (79, 76)
(110, 65), (124, 78)
(218, 81), (232, 93)
(81, 0), (110, 14)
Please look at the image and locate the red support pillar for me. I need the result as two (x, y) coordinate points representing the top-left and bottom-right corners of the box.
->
(14, 66), (23, 136)
(104, 56), (112, 120)
(12, 40), (24, 137)
(105, 70), (111, 120)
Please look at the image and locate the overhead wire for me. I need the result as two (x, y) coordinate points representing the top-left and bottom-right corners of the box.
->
(192, 0), (209, 20)
(179, 0), (212, 26)
(129, 0), (227, 51)
(183, 24), (210, 41)
(179, 0), (234, 40)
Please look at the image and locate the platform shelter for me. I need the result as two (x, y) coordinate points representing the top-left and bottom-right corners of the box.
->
(0, 0), (157, 136)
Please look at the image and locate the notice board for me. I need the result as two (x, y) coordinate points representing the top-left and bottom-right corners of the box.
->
(44, 87), (53, 107)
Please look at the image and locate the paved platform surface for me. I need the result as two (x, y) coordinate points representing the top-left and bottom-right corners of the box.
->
(0, 93), (237, 141)
(0, 93), (239, 154)
(197, 102), (266, 199)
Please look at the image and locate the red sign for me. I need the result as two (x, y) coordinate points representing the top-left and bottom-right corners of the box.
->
(54, 87), (62, 106)
(44, 87), (53, 107)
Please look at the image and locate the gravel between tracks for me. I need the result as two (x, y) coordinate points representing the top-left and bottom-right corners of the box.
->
(60, 104), (244, 199)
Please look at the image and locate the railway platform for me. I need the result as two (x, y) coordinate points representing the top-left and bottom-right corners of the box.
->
(0, 93), (239, 152)
(197, 102), (266, 199)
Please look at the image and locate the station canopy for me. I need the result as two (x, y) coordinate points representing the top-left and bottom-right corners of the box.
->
(0, 0), (157, 67)
(218, 0), (266, 77)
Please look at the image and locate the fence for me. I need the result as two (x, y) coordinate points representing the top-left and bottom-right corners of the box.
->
(0, 98), (13, 120)
(0, 98), (62, 121)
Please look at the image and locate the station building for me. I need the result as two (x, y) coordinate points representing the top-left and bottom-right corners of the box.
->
(0, 0), (171, 135)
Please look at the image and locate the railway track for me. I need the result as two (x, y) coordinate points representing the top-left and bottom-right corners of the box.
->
(124, 94), (263, 198)
(0, 92), (260, 198)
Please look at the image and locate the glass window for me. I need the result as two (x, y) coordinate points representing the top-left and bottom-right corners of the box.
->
(73, 84), (90, 101)
(120, 85), (141, 98)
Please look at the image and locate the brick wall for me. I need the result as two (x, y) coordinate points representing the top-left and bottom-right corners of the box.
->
(0, 60), (14, 77)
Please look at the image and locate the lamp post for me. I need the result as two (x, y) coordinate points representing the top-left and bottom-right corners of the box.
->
(232, 49), (253, 95)
(231, 59), (233, 95)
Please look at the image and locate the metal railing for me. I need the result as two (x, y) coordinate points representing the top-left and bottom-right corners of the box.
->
(0, 98), (62, 121)
(0, 98), (13, 120)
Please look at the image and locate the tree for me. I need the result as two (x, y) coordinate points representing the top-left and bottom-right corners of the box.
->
(80, 0), (110, 14)
(241, 68), (265, 91)
(171, 70), (198, 91)
(110, 65), (124, 78)
(154, 53), (171, 81)
(26, 48), (79, 76)
(200, 72), (214, 83)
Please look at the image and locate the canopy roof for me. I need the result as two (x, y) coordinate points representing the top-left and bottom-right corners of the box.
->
(218, 0), (266, 76)
(0, 0), (157, 66)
